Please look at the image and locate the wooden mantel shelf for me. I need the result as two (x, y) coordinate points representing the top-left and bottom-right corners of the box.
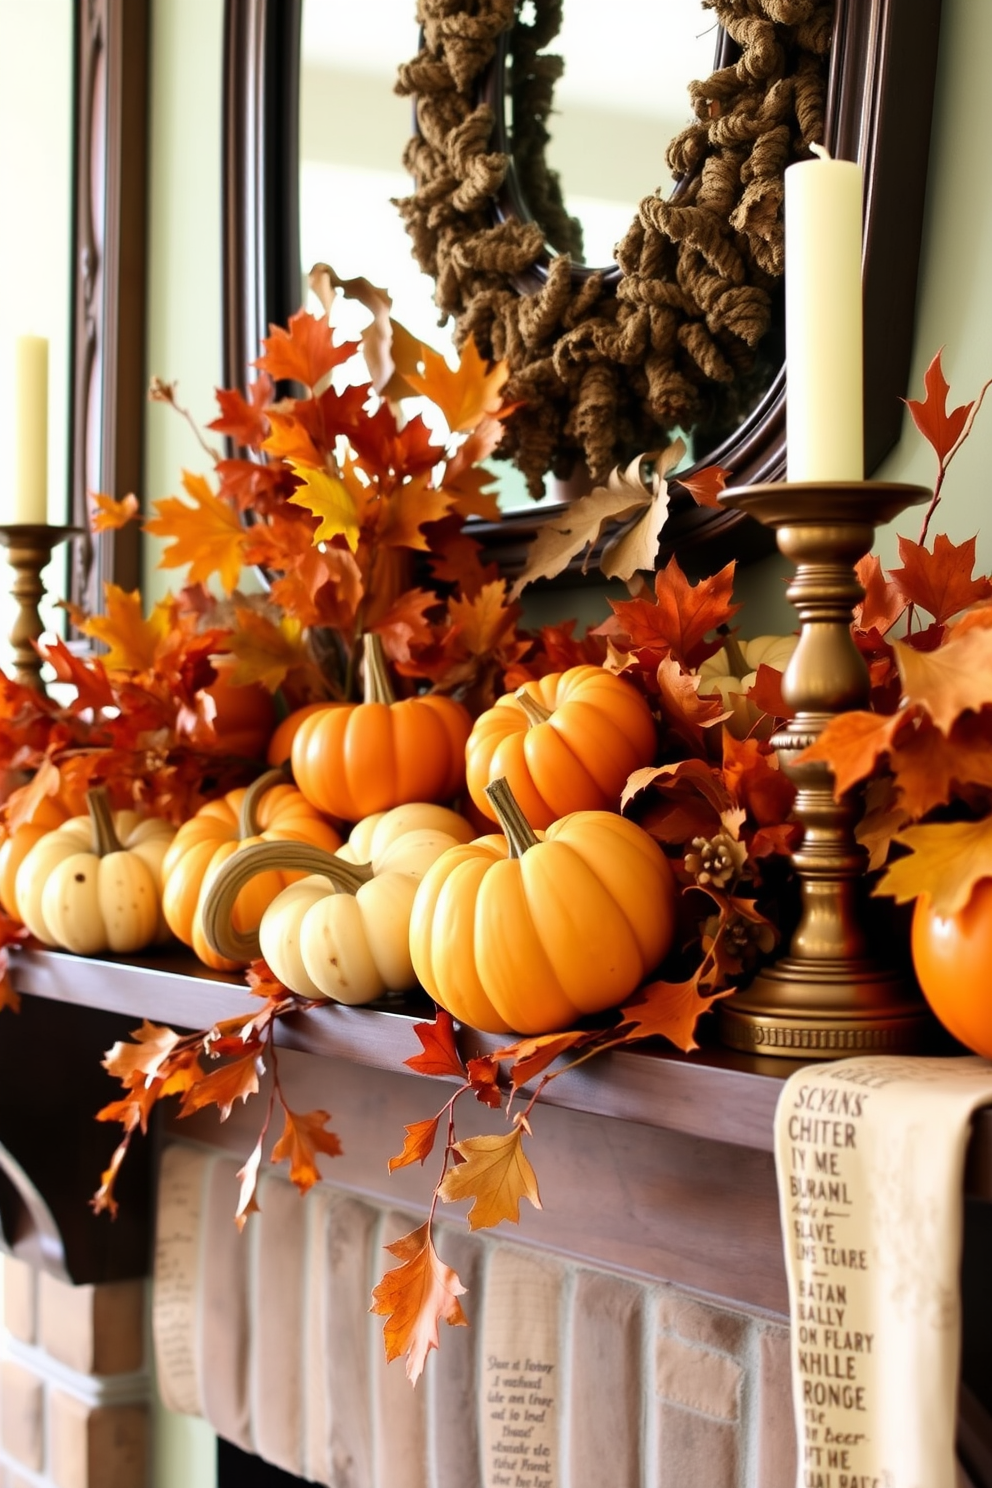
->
(3, 945), (992, 1318)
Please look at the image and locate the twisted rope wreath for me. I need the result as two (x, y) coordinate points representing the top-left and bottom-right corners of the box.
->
(396, 0), (833, 496)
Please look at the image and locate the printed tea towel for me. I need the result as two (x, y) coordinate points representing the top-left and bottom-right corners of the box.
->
(774, 1056), (992, 1488)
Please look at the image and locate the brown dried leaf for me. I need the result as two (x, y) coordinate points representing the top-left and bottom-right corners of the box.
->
(438, 1126), (542, 1230)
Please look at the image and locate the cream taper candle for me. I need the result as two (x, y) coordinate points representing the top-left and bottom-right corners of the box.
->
(14, 335), (49, 524)
(785, 146), (864, 481)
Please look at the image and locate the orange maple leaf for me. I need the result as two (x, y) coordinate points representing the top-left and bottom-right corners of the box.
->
(887, 711), (992, 818)
(437, 1125), (542, 1229)
(79, 585), (173, 673)
(721, 732), (795, 827)
(387, 1116), (442, 1173)
(404, 338), (511, 434)
(854, 554), (905, 636)
(261, 410), (324, 467)
(208, 374), (273, 448)
(619, 974), (735, 1052)
(496, 1031), (594, 1088)
(894, 627), (992, 734)
(607, 557), (741, 669)
(889, 533), (992, 625)
(90, 491), (139, 532)
(795, 709), (912, 798)
(405, 1010), (466, 1078)
(447, 580), (520, 656)
(377, 472), (455, 551)
(254, 309), (357, 390)
(177, 1052), (261, 1121)
(371, 589), (439, 666)
(270, 1106), (343, 1194)
(38, 637), (117, 712)
(144, 471), (247, 594)
(371, 1222), (468, 1383)
(225, 610), (313, 693)
(905, 348), (973, 464)
(675, 464), (732, 510)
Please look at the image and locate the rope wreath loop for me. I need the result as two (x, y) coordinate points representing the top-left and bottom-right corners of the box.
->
(396, 0), (832, 497)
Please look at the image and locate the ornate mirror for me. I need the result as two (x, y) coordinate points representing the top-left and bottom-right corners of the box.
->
(223, 0), (942, 574)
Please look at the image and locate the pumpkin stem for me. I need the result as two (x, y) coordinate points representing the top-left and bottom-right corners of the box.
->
(86, 787), (124, 858)
(362, 632), (396, 706)
(238, 765), (290, 839)
(485, 776), (539, 860)
(199, 840), (374, 964)
(719, 630), (749, 679)
(514, 688), (552, 728)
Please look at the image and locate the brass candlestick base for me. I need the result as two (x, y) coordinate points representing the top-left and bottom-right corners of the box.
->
(0, 524), (82, 694)
(716, 482), (932, 1058)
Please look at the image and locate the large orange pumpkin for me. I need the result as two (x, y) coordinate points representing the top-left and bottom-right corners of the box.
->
(911, 880), (992, 1057)
(291, 634), (471, 822)
(409, 777), (678, 1034)
(161, 768), (342, 970)
(465, 665), (657, 829)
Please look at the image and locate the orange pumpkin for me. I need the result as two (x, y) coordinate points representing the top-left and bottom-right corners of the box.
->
(0, 794), (74, 921)
(465, 665), (657, 830)
(266, 701), (329, 767)
(291, 633), (471, 822)
(161, 768), (342, 970)
(911, 880), (992, 1057)
(409, 777), (678, 1035)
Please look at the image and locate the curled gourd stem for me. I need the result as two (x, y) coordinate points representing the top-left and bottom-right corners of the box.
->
(485, 776), (539, 861)
(237, 765), (290, 839)
(362, 632), (396, 706)
(514, 689), (552, 728)
(199, 839), (373, 965)
(86, 787), (123, 858)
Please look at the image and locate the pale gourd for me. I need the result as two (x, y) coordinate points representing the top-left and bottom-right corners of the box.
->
(199, 803), (474, 1004)
(15, 788), (176, 955)
(698, 633), (796, 736)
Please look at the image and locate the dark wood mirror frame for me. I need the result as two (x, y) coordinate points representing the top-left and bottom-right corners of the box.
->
(223, 0), (941, 579)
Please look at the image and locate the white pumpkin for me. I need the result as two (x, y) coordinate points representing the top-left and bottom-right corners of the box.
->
(698, 634), (796, 736)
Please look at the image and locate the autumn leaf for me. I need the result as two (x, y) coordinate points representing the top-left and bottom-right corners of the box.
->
(377, 472), (454, 551)
(37, 637), (116, 713)
(5, 756), (62, 832)
(888, 710), (992, 818)
(905, 348), (973, 464)
(387, 1116), (442, 1173)
(255, 308), (357, 389)
(102, 1020), (185, 1088)
(874, 816), (992, 917)
(405, 1009), (465, 1079)
(372, 589), (440, 666)
(438, 1125), (542, 1229)
(675, 463), (732, 509)
(177, 1052), (261, 1121)
(144, 471), (247, 594)
(496, 1031), (594, 1088)
(889, 533), (992, 625)
(235, 1135), (265, 1231)
(208, 374), (273, 447)
(466, 1054), (503, 1109)
(894, 627), (992, 734)
(854, 554), (904, 636)
(720, 732), (795, 827)
(225, 610), (314, 693)
(262, 410), (324, 468)
(91, 1136), (131, 1219)
(656, 657), (732, 748)
(795, 709), (911, 798)
(90, 491), (139, 532)
(270, 1106), (342, 1194)
(619, 973), (735, 1052)
(447, 580), (519, 656)
(286, 460), (360, 551)
(370, 1222), (468, 1384)
(79, 585), (173, 673)
(607, 556), (741, 670)
(404, 337), (510, 434)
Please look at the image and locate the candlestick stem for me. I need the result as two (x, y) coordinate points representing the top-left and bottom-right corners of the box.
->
(716, 482), (933, 1058)
(0, 525), (82, 694)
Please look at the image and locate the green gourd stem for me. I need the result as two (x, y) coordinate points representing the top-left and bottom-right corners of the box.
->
(237, 765), (291, 839)
(362, 632), (396, 705)
(484, 776), (539, 860)
(200, 840), (375, 965)
(515, 689), (552, 728)
(86, 787), (124, 858)
(721, 632), (750, 679)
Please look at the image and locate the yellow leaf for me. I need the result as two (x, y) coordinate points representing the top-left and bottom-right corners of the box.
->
(225, 609), (312, 693)
(874, 816), (992, 917)
(438, 1127), (542, 1229)
(144, 471), (247, 594)
(80, 585), (174, 673)
(447, 580), (518, 656)
(286, 460), (360, 551)
(404, 338), (511, 434)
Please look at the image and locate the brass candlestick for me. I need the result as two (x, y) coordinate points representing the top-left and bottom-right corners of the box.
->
(0, 524), (82, 694)
(716, 482), (931, 1058)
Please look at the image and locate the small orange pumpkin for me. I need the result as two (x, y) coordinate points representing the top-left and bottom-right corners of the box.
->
(409, 777), (678, 1034)
(161, 768), (342, 969)
(0, 794), (73, 921)
(291, 633), (472, 822)
(911, 880), (992, 1057)
(465, 665), (657, 829)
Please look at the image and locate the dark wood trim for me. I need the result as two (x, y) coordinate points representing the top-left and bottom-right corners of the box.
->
(68, 0), (149, 617)
(222, 0), (303, 394)
(224, 0), (942, 574)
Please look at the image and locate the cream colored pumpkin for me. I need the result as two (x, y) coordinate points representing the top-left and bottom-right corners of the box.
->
(15, 789), (176, 955)
(698, 634), (796, 737)
(199, 803), (475, 1004)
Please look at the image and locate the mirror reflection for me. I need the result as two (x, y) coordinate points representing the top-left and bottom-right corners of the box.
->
(505, 0), (719, 267)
